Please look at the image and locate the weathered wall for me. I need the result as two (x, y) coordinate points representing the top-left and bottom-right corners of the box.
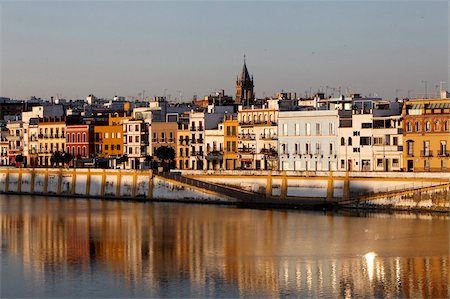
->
(0, 168), (227, 203)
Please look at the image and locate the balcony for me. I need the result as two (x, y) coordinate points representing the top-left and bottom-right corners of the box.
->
(196, 139), (204, 143)
(260, 134), (278, 140)
(238, 133), (256, 140)
(420, 150), (433, 157)
(238, 147), (255, 154)
(260, 148), (278, 155)
(438, 150), (450, 157)
(197, 126), (204, 131)
(190, 127), (196, 131)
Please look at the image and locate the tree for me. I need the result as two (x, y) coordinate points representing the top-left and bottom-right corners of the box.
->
(154, 146), (175, 171)
(15, 154), (24, 167)
(51, 151), (64, 167)
(63, 152), (73, 167)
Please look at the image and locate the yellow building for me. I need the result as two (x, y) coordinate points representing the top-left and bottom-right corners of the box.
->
(403, 98), (450, 172)
(94, 114), (129, 158)
(223, 115), (239, 170)
(176, 122), (190, 169)
(38, 117), (66, 166)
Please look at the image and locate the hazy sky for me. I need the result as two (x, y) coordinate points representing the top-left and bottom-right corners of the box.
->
(1, 1), (448, 101)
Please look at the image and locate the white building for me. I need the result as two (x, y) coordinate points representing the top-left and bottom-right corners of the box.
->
(204, 123), (224, 170)
(237, 101), (278, 170)
(338, 100), (403, 171)
(278, 109), (339, 171)
(122, 119), (149, 169)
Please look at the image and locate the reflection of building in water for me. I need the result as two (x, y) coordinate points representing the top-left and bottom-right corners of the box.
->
(0, 197), (448, 298)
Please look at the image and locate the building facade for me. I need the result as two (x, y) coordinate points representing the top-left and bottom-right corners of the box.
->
(403, 98), (450, 172)
(38, 117), (66, 166)
(278, 110), (339, 171)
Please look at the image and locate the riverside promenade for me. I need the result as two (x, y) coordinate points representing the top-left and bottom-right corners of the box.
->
(0, 167), (449, 212)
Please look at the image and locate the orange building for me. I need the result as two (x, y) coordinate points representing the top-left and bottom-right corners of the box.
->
(403, 98), (450, 172)
(94, 114), (129, 158)
(223, 115), (239, 170)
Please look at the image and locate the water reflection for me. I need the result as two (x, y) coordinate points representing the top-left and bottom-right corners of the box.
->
(1, 195), (449, 298)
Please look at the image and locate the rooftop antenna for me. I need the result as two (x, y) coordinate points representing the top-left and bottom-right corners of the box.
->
(439, 81), (446, 91)
(421, 80), (428, 98)
(407, 89), (414, 99)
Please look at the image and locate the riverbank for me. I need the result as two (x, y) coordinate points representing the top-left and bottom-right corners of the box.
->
(0, 167), (449, 213)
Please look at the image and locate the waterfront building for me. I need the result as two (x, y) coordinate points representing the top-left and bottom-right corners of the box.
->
(122, 118), (149, 169)
(6, 120), (24, 166)
(94, 113), (129, 158)
(205, 123), (224, 170)
(235, 59), (255, 105)
(66, 121), (94, 160)
(150, 121), (178, 168)
(188, 106), (234, 170)
(176, 122), (190, 170)
(25, 118), (39, 167)
(278, 109), (339, 171)
(237, 100), (278, 170)
(38, 117), (66, 166)
(0, 127), (9, 165)
(338, 99), (403, 172)
(223, 114), (239, 170)
(402, 98), (450, 172)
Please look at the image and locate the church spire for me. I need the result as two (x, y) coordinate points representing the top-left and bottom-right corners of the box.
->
(235, 56), (254, 105)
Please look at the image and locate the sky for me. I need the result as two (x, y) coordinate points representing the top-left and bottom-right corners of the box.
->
(0, 1), (448, 101)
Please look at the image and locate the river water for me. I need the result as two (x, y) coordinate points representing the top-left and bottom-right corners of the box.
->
(0, 194), (448, 298)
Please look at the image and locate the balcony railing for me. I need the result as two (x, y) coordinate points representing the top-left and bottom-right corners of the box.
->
(420, 150), (433, 157)
(238, 147), (255, 154)
(260, 134), (278, 140)
(260, 148), (278, 155)
(196, 139), (204, 143)
(438, 150), (450, 157)
(238, 133), (256, 140)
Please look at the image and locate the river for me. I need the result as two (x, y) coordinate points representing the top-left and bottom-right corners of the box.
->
(0, 194), (448, 298)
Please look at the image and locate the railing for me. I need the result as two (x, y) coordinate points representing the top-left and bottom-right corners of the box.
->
(238, 134), (256, 140)
(260, 134), (278, 140)
(238, 147), (255, 154)
(438, 150), (450, 157)
(420, 150), (433, 157)
(197, 139), (204, 143)
(260, 148), (278, 155)
(190, 127), (196, 131)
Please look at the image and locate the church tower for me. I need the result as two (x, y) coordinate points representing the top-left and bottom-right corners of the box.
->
(235, 57), (254, 105)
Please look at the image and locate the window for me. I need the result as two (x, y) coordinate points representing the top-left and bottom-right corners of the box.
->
(82, 147), (86, 157)
(282, 124), (288, 136)
(329, 123), (335, 135)
(415, 122), (421, 132)
(393, 137), (398, 146)
(105, 145), (109, 150)
(294, 144), (299, 154)
(407, 141), (414, 156)
(82, 133), (86, 142)
(135, 125), (139, 131)
(329, 143), (333, 155)
(231, 141), (236, 152)
(226, 127), (231, 136)
(393, 159), (399, 167)
(316, 123), (321, 136)
(407, 122), (412, 132)
(161, 133), (165, 142)
(111, 145), (115, 151)
(348, 137), (352, 146)
(362, 123), (372, 128)
(305, 143), (311, 154)
(424, 160), (430, 170)
(425, 121), (430, 132)
(341, 160), (345, 169)
(129, 136), (132, 143)
(423, 141), (430, 156)
(341, 137), (345, 146)
(111, 133), (115, 138)
(315, 142), (321, 155)
(305, 123), (311, 136)
(353, 131), (360, 136)
(373, 137), (383, 145)
(72, 133), (75, 143)
(153, 133), (157, 141)
(435, 121), (440, 131)
(117, 133), (121, 138)
(117, 145), (120, 151)
(442, 160), (446, 170)
(295, 123), (300, 136)
(445, 121), (449, 131)
(440, 141), (447, 156)
(377, 159), (383, 167)
(128, 147), (132, 154)
(231, 126), (236, 136)
(360, 137), (371, 145)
